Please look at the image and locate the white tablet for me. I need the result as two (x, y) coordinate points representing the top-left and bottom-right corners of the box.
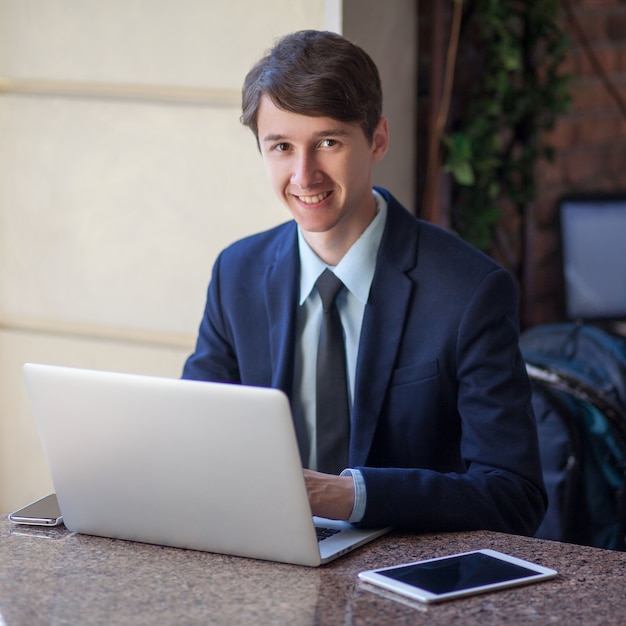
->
(358, 549), (557, 604)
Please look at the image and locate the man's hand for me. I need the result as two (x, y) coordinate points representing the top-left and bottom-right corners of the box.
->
(303, 469), (355, 521)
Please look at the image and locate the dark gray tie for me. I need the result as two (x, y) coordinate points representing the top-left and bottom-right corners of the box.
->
(315, 269), (350, 474)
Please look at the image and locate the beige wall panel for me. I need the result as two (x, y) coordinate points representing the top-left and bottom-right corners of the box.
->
(0, 0), (326, 87)
(0, 95), (282, 336)
(344, 0), (417, 210)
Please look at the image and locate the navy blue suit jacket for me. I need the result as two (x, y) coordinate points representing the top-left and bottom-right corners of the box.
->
(183, 188), (546, 535)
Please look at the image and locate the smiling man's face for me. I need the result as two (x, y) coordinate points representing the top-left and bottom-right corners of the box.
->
(256, 95), (388, 264)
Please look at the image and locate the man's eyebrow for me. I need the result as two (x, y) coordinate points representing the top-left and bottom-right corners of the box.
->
(313, 128), (351, 138)
(261, 128), (351, 143)
(261, 133), (288, 143)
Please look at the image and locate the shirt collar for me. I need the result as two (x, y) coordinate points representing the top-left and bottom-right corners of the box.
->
(298, 189), (388, 305)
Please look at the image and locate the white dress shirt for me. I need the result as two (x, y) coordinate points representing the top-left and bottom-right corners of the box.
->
(292, 189), (387, 523)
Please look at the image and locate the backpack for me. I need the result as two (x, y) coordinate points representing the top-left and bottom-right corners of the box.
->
(520, 323), (626, 550)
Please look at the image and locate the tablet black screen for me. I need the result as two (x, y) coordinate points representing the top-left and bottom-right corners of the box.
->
(379, 552), (536, 595)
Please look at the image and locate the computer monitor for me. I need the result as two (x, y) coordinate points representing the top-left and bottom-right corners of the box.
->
(559, 194), (626, 323)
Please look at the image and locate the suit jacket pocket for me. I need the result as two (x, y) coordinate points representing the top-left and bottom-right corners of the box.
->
(390, 359), (439, 387)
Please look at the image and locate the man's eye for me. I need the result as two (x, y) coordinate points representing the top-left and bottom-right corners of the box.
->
(320, 139), (337, 148)
(274, 143), (290, 152)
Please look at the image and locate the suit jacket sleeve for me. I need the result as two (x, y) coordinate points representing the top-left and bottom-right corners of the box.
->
(182, 252), (242, 384)
(355, 260), (546, 536)
(182, 221), (299, 393)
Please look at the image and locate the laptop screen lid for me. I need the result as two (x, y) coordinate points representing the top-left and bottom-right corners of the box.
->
(22, 363), (388, 566)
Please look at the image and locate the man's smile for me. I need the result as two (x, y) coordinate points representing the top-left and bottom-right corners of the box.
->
(295, 191), (332, 205)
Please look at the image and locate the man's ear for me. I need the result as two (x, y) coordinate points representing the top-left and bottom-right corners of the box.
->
(371, 117), (389, 164)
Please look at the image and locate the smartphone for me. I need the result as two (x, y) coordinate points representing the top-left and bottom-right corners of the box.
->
(8, 493), (63, 526)
(358, 549), (557, 604)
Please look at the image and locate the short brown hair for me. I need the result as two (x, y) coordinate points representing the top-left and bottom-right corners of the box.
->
(241, 30), (383, 143)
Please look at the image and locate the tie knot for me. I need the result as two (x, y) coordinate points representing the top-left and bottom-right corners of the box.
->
(316, 269), (344, 312)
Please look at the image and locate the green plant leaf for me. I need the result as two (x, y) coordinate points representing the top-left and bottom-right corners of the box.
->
(441, 0), (570, 263)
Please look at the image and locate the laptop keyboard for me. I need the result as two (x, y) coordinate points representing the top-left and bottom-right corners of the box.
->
(316, 526), (341, 542)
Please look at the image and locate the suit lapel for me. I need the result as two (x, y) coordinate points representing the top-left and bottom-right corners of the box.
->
(350, 195), (420, 466)
(264, 224), (300, 394)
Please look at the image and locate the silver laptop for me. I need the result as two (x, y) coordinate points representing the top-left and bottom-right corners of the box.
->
(22, 363), (389, 566)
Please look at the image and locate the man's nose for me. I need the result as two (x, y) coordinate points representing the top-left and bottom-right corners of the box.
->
(291, 152), (321, 188)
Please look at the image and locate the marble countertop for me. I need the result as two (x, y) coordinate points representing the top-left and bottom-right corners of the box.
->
(1, 516), (626, 625)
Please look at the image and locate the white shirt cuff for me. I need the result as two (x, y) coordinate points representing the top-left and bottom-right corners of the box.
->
(340, 468), (367, 523)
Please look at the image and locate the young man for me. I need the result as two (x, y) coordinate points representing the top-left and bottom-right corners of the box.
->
(183, 30), (546, 534)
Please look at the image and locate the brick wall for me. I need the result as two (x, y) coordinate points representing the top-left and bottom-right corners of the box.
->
(533, 0), (626, 325)
(416, 0), (626, 328)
